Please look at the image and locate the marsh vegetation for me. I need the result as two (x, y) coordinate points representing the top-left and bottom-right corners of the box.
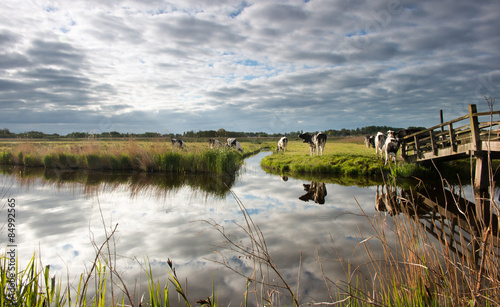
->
(0, 138), (265, 174)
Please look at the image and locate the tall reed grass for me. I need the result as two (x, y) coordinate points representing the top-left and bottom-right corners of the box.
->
(0, 139), (249, 175)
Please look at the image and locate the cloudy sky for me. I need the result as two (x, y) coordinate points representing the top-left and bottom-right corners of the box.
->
(1, 0), (499, 135)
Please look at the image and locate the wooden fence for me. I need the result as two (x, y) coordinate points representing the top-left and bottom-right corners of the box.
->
(401, 104), (500, 163)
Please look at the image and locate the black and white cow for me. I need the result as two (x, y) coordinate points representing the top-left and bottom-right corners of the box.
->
(208, 138), (223, 149)
(277, 136), (288, 152)
(299, 181), (327, 205)
(396, 128), (422, 140)
(171, 138), (185, 149)
(298, 132), (327, 156)
(364, 135), (375, 148)
(374, 132), (387, 159)
(383, 130), (400, 165)
(227, 138), (243, 152)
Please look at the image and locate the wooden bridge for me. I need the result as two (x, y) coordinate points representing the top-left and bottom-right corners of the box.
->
(400, 104), (500, 189)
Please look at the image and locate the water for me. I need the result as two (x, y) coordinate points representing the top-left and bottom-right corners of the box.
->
(0, 152), (407, 305)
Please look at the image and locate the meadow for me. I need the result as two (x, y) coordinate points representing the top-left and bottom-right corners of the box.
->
(261, 136), (436, 181)
(0, 138), (267, 174)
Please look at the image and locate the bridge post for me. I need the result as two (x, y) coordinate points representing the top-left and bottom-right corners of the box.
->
(448, 123), (456, 152)
(469, 104), (493, 229)
(468, 104), (489, 191)
(469, 104), (481, 151)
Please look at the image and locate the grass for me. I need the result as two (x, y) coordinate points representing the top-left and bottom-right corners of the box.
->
(0, 138), (265, 174)
(0, 237), (197, 307)
(261, 137), (396, 177)
(261, 137), (474, 182)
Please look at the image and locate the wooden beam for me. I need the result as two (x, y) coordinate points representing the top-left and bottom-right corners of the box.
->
(448, 123), (457, 152)
(430, 130), (437, 155)
(469, 104), (481, 151)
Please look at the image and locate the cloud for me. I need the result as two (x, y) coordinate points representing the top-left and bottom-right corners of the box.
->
(0, 0), (499, 134)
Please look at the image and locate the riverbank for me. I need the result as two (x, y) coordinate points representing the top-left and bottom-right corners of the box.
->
(0, 138), (266, 174)
(0, 137), (479, 182)
(260, 138), (413, 177)
(260, 137), (477, 182)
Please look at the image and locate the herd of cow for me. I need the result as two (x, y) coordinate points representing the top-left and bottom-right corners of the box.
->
(170, 132), (327, 156)
(170, 137), (244, 151)
(365, 128), (420, 165)
(171, 128), (418, 166)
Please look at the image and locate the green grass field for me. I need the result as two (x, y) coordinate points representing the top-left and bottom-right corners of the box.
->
(262, 136), (410, 177)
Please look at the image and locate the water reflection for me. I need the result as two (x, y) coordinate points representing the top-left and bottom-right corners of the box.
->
(0, 152), (383, 305)
(5, 151), (498, 305)
(0, 166), (236, 198)
(374, 183), (500, 265)
(298, 181), (327, 205)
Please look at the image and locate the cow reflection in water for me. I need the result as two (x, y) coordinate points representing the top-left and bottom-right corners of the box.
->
(299, 182), (327, 204)
(375, 185), (401, 216)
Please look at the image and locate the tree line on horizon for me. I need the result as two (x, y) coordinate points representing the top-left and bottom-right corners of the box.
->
(0, 126), (425, 140)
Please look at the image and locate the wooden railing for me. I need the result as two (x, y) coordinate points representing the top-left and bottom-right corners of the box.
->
(401, 104), (500, 163)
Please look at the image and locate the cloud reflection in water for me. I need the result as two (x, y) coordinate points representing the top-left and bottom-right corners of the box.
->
(0, 153), (383, 305)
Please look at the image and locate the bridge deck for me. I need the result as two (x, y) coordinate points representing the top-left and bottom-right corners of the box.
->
(401, 105), (500, 164)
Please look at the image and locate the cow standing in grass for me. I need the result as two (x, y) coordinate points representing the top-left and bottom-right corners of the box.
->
(277, 137), (288, 152)
(364, 135), (375, 148)
(227, 138), (244, 152)
(298, 132), (327, 156)
(208, 138), (223, 149)
(383, 130), (400, 165)
(374, 132), (386, 159)
(171, 139), (185, 149)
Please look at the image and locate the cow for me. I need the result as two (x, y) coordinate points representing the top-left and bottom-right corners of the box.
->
(383, 130), (400, 165)
(374, 132), (386, 159)
(171, 138), (185, 149)
(364, 135), (375, 148)
(227, 138), (244, 152)
(299, 181), (327, 205)
(298, 132), (327, 156)
(396, 128), (422, 140)
(208, 138), (223, 149)
(277, 137), (288, 152)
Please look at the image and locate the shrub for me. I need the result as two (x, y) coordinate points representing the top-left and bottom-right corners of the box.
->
(0, 151), (13, 164)
(58, 153), (79, 169)
(86, 154), (109, 170)
(120, 154), (133, 170)
(43, 154), (58, 168)
(23, 154), (44, 167)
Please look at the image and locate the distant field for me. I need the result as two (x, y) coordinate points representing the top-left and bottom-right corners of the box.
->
(0, 137), (266, 173)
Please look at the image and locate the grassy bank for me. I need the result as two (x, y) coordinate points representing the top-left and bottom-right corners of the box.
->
(0, 138), (265, 174)
(261, 137), (432, 179)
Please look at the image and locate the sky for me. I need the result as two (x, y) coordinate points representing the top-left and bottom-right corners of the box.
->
(0, 0), (499, 135)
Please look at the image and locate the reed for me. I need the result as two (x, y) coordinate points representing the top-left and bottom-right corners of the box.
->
(0, 151), (13, 165)
(0, 139), (249, 175)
